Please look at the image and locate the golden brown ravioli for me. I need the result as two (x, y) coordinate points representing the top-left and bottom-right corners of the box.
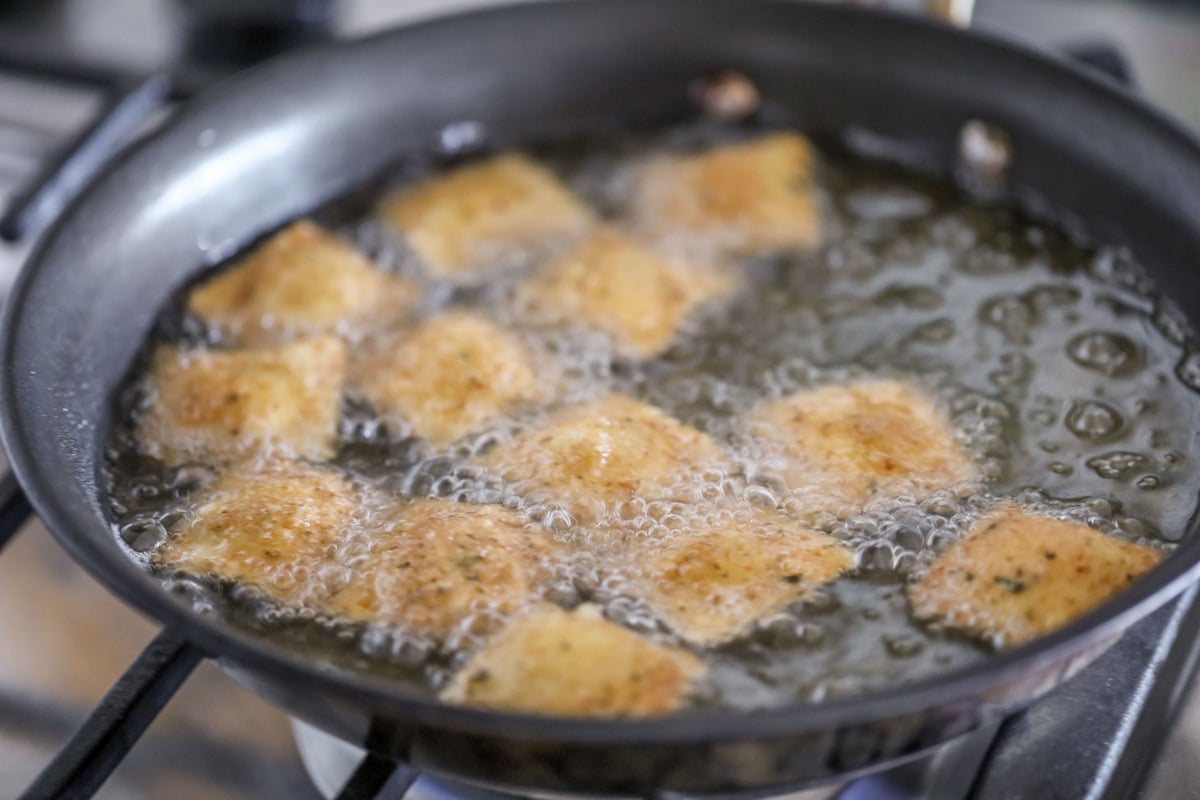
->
(631, 507), (854, 646)
(350, 311), (542, 445)
(154, 461), (361, 606)
(480, 395), (726, 524)
(751, 380), (977, 517)
(630, 132), (820, 257)
(381, 154), (594, 280)
(517, 227), (733, 358)
(187, 220), (418, 345)
(908, 507), (1162, 646)
(328, 498), (554, 641)
(139, 336), (346, 464)
(441, 604), (704, 717)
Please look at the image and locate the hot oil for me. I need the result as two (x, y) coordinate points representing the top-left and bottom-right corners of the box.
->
(104, 123), (1200, 710)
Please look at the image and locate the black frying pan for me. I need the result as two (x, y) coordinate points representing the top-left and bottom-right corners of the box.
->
(4, 1), (1200, 794)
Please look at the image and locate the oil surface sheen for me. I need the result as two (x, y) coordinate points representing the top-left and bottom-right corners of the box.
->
(104, 123), (1200, 711)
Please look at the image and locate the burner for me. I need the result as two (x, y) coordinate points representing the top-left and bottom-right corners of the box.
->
(289, 584), (1200, 800)
(292, 720), (843, 800)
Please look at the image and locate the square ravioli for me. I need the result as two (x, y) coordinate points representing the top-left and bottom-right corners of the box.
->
(630, 507), (853, 646)
(153, 461), (362, 607)
(480, 394), (727, 524)
(441, 604), (704, 717)
(380, 153), (594, 280)
(517, 227), (734, 358)
(908, 507), (1161, 646)
(139, 336), (346, 464)
(750, 380), (977, 517)
(350, 311), (542, 445)
(187, 220), (419, 345)
(630, 132), (820, 257)
(327, 498), (555, 641)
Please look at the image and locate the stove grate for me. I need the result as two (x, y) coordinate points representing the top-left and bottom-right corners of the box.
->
(0, 71), (171, 242)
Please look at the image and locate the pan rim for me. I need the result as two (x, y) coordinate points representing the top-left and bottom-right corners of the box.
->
(4, 0), (1200, 747)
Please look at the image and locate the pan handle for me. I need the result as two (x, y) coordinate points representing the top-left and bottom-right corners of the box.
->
(0, 469), (33, 552)
(841, 1), (975, 28)
(924, 0), (976, 28)
(334, 753), (419, 800)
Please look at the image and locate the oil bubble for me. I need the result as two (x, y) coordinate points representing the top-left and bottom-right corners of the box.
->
(1086, 452), (1148, 480)
(1026, 285), (1080, 311)
(1156, 304), (1193, 346)
(883, 634), (925, 658)
(980, 294), (1035, 343)
(120, 519), (165, 552)
(1176, 351), (1200, 393)
(1136, 475), (1162, 490)
(1028, 409), (1056, 426)
(910, 319), (956, 344)
(1067, 331), (1140, 376)
(1065, 401), (1124, 441)
(758, 613), (806, 647)
(989, 352), (1031, 390)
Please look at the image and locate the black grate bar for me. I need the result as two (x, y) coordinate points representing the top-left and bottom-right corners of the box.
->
(0, 38), (206, 100)
(335, 753), (419, 800)
(0, 470), (32, 553)
(0, 71), (172, 242)
(17, 630), (203, 800)
(0, 39), (147, 94)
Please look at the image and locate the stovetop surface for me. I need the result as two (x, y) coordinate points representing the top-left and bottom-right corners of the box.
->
(1, 2), (1199, 798)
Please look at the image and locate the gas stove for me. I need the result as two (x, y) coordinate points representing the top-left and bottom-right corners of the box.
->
(1, 2), (1200, 799)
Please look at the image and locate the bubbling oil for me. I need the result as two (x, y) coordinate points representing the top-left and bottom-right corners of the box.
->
(104, 123), (1200, 710)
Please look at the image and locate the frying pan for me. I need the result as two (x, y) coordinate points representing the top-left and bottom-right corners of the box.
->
(4, 0), (1200, 794)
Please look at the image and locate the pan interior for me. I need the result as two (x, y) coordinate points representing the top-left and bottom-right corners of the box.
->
(102, 117), (1200, 712)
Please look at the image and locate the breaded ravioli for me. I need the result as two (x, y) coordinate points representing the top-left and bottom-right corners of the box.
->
(517, 227), (734, 358)
(909, 507), (1162, 646)
(139, 336), (346, 464)
(751, 380), (977, 516)
(328, 499), (554, 640)
(480, 395), (726, 523)
(633, 507), (854, 646)
(350, 311), (541, 445)
(187, 221), (419, 345)
(380, 154), (594, 280)
(441, 604), (704, 717)
(630, 133), (820, 257)
(154, 461), (360, 606)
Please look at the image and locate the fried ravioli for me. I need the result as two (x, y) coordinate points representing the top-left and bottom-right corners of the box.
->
(139, 336), (346, 464)
(751, 380), (977, 516)
(328, 499), (554, 640)
(187, 220), (419, 345)
(633, 507), (854, 646)
(517, 227), (734, 358)
(909, 507), (1162, 646)
(480, 395), (726, 523)
(350, 311), (542, 445)
(630, 132), (820, 257)
(153, 461), (361, 606)
(381, 154), (594, 280)
(441, 604), (704, 717)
